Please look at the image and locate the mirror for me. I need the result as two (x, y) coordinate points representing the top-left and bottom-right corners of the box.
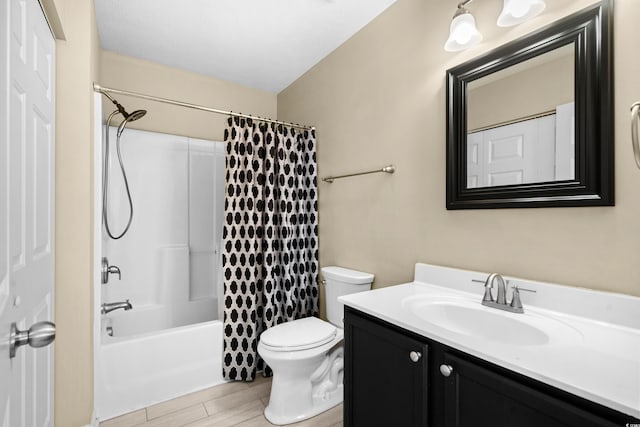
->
(446, 1), (613, 209)
(467, 44), (575, 189)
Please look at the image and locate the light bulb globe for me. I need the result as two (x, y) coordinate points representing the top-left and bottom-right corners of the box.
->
(497, 0), (546, 27)
(444, 11), (482, 52)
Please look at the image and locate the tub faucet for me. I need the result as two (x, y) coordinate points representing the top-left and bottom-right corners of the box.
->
(101, 300), (133, 315)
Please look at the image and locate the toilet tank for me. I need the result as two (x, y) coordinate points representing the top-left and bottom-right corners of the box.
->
(322, 266), (374, 328)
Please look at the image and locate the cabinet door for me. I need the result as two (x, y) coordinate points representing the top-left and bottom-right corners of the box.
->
(344, 310), (428, 427)
(441, 352), (619, 427)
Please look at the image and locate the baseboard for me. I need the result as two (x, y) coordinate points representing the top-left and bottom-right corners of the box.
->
(83, 410), (99, 427)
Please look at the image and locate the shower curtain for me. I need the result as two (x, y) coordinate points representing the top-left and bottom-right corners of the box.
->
(222, 116), (319, 381)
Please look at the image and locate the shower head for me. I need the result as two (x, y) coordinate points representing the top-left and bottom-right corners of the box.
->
(101, 90), (147, 135)
(114, 101), (146, 122)
(126, 109), (147, 122)
(116, 109), (147, 137)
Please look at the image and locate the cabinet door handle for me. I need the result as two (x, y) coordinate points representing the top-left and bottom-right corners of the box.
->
(409, 351), (422, 362)
(440, 364), (454, 377)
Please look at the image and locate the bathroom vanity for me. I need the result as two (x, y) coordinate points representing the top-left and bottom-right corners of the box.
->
(340, 264), (640, 426)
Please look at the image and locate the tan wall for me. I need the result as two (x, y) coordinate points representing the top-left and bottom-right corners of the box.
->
(52, 0), (100, 425)
(44, 0), (639, 422)
(278, 0), (640, 300)
(99, 51), (277, 141)
(467, 54), (574, 131)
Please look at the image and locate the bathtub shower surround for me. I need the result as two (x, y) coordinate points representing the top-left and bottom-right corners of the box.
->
(102, 128), (225, 333)
(97, 127), (226, 420)
(222, 117), (319, 381)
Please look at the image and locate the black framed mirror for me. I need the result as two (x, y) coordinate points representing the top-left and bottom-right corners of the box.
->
(446, 0), (613, 209)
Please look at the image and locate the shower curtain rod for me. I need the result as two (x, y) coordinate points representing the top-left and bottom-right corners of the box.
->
(93, 83), (315, 131)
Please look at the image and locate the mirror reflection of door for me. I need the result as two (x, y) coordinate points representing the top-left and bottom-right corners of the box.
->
(466, 44), (575, 189)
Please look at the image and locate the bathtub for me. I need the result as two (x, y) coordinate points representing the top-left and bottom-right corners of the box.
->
(102, 296), (220, 337)
(95, 319), (226, 420)
(93, 122), (228, 421)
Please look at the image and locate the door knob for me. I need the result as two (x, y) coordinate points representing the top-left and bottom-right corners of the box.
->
(409, 351), (422, 362)
(9, 321), (56, 359)
(440, 364), (454, 377)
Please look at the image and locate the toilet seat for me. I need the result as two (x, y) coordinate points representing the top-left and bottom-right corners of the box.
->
(260, 317), (337, 352)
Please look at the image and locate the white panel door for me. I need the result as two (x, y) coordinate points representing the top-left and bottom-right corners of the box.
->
(0, 0), (56, 426)
(484, 119), (537, 186)
(468, 115), (557, 188)
(466, 132), (484, 188)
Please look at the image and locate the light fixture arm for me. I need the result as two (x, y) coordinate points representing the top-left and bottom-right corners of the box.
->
(453, 0), (474, 18)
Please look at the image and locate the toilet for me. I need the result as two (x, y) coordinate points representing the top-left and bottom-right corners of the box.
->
(258, 266), (374, 425)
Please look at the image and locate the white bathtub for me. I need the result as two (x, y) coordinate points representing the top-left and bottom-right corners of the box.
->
(96, 319), (226, 421)
(102, 296), (219, 337)
(93, 124), (227, 421)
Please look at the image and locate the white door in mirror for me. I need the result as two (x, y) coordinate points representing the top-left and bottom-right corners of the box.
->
(467, 114), (555, 188)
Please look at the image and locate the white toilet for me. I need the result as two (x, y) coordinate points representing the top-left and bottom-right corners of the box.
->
(257, 266), (374, 425)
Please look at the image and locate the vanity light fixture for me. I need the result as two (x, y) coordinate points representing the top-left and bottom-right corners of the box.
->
(497, 0), (546, 27)
(445, 0), (547, 52)
(444, 0), (482, 52)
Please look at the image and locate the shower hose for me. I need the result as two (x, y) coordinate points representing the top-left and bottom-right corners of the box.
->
(102, 110), (134, 239)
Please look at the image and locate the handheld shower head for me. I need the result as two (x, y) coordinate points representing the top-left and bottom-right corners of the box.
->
(126, 109), (147, 122)
(116, 109), (147, 137)
(101, 90), (147, 240)
(101, 90), (147, 135)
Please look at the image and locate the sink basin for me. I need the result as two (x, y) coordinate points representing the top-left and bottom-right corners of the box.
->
(402, 295), (582, 346)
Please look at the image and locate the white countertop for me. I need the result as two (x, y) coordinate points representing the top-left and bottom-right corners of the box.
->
(339, 263), (640, 418)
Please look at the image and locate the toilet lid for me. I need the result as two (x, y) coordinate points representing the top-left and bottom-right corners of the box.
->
(260, 317), (337, 351)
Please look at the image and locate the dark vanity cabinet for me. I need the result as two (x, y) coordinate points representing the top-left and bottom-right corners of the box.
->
(344, 309), (429, 426)
(441, 352), (620, 427)
(344, 307), (638, 427)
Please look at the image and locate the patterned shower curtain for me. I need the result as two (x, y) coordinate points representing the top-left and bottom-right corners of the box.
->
(222, 116), (319, 381)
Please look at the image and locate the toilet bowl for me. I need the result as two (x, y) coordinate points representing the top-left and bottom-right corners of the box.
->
(257, 266), (374, 425)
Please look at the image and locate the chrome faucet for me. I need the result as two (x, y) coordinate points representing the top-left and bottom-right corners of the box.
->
(484, 273), (507, 305)
(473, 273), (535, 314)
(101, 300), (133, 315)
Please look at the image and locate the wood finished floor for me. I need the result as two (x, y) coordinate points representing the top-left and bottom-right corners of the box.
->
(100, 376), (343, 427)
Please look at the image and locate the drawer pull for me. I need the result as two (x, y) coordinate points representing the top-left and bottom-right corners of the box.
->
(440, 364), (454, 377)
(409, 351), (422, 362)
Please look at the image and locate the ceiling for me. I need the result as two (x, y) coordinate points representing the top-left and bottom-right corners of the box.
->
(94, 0), (397, 94)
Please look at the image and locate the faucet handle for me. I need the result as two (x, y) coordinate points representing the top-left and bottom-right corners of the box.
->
(102, 257), (122, 283)
(510, 287), (523, 311)
(509, 286), (536, 312)
(513, 285), (536, 294)
(471, 278), (494, 302)
(108, 265), (121, 280)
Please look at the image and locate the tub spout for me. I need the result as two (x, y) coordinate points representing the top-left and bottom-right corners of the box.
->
(101, 300), (133, 315)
